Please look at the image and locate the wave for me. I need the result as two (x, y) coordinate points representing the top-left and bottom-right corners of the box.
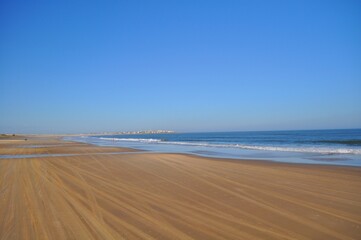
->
(96, 137), (361, 155)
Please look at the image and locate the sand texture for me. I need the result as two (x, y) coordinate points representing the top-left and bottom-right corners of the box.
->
(1, 137), (361, 239)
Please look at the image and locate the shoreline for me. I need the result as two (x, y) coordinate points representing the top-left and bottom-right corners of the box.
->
(65, 133), (361, 167)
(66, 136), (361, 168)
(1, 136), (361, 239)
(1, 135), (361, 168)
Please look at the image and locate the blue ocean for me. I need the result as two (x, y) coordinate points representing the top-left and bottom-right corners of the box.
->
(67, 129), (361, 166)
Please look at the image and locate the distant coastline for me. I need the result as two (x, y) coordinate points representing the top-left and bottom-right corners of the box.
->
(3, 130), (176, 137)
(87, 130), (176, 136)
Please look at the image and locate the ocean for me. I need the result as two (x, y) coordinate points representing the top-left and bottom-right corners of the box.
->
(66, 129), (361, 166)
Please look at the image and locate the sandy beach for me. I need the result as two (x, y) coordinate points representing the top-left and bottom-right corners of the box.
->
(1, 136), (361, 240)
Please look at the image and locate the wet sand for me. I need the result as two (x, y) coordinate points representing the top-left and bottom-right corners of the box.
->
(1, 137), (361, 239)
(0, 136), (137, 155)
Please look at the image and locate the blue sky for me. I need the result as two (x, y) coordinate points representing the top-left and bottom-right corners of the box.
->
(0, 0), (360, 133)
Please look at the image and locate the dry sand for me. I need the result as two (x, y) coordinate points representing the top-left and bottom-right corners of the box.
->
(0, 137), (361, 239)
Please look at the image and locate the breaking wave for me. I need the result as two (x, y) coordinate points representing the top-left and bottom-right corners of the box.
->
(97, 137), (361, 155)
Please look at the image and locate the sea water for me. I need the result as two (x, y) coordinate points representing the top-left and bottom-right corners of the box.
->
(65, 129), (361, 166)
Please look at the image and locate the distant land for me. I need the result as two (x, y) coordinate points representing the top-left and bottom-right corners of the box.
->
(90, 130), (175, 135)
(49, 130), (176, 136)
(1, 130), (176, 136)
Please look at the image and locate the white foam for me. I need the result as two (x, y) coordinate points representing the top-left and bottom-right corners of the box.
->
(163, 141), (361, 154)
(94, 137), (361, 155)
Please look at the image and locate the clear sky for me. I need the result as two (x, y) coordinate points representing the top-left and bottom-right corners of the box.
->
(1, 0), (360, 134)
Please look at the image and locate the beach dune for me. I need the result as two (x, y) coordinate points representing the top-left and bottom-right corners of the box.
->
(0, 137), (361, 239)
